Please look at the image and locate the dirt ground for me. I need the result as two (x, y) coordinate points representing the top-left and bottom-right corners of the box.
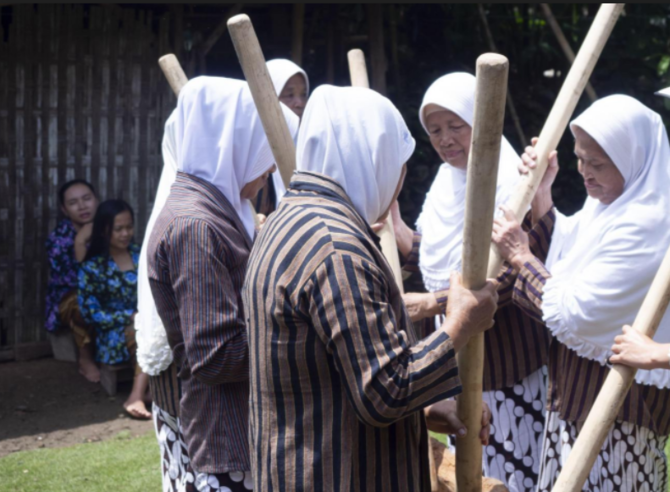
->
(0, 357), (153, 458)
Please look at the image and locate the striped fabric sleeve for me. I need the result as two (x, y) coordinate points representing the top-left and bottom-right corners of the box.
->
(513, 256), (551, 322)
(305, 252), (461, 428)
(400, 230), (422, 273)
(526, 208), (556, 263)
(168, 218), (249, 386)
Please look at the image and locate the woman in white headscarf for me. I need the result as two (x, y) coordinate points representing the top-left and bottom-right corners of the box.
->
(253, 58), (310, 217)
(493, 95), (670, 491)
(243, 84), (498, 492)
(383, 72), (551, 491)
(145, 76), (299, 492)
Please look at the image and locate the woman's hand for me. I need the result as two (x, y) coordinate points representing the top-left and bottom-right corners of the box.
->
(402, 292), (441, 322)
(370, 201), (414, 258)
(425, 399), (491, 445)
(491, 205), (533, 270)
(521, 137), (558, 224)
(610, 325), (670, 370)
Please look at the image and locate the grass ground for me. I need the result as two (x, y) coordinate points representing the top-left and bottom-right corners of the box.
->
(0, 430), (161, 492)
(1, 430), (670, 491)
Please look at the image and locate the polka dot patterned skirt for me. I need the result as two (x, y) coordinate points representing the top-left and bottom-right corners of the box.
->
(536, 411), (668, 492)
(482, 366), (548, 492)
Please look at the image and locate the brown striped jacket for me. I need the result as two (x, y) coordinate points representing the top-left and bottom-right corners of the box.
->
(401, 212), (553, 390)
(514, 209), (670, 435)
(243, 172), (462, 492)
(147, 172), (252, 474)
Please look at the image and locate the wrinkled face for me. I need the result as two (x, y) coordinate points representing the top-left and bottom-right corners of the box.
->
(61, 184), (98, 227)
(279, 74), (308, 118)
(108, 210), (134, 252)
(425, 108), (472, 170)
(241, 164), (277, 200)
(573, 126), (624, 205)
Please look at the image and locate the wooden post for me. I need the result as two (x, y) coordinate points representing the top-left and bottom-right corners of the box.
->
(477, 3), (528, 147)
(228, 14), (297, 187)
(291, 4), (305, 65)
(540, 3), (598, 103)
(486, 3), (623, 277)
(456, 53), (509, 492)
(367, 4), (387, 95)
(550, 244), (670, 490)
(346, 49), (405, 292)
(158, 54), (188, 96)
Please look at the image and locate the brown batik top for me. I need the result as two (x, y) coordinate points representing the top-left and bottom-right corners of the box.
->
(243, 172), (463, 492)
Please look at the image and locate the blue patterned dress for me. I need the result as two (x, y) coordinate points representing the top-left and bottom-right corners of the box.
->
(77, 243), (140, 365)
(45, 219), (78, 332)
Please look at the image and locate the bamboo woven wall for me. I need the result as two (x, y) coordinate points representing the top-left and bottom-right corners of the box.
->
(0, 4), (174, 349)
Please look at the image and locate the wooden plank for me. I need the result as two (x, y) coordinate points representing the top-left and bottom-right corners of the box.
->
(90, 5), (102, 195)
(0, 4), (9, 349)
(121, 8), (134, 204)
(73, 4), (85, 180)
(367, 4), (386, 95)
(5, 4), (17, 347)
(106, 6), (119, 200)
(14, 341), (53, 361)
(137, 12), (150, 240)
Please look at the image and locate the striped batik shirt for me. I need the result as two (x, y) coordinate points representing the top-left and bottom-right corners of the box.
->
(402, 212), (553, 391)
(243, 172), (462, 492)
(147, 172), (253, 474)
(514, 208), (670, 435)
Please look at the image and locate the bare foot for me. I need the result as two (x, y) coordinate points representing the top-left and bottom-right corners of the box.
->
(123, 398), (151, 420)
(78, 359), (101, 383)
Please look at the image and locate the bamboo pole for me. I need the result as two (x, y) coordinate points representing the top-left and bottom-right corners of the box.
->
(227, 14), (297, 188)
(540, 3), (598, 103)
(551, 243), (670, 491)
(346, 49), (405, 292)
(486, 3), (623, 277)
(456, 53), (510, 492)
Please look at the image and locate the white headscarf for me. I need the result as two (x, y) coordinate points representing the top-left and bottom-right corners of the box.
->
(543, 95), (670, 389)
(296, 85), (415, 224)
(175, 76), (299, 239)
(266, 59), (310, 205)
(136, 110), (178, 376)
(415, 72), (522, 292)
(655, 87), (670, 99)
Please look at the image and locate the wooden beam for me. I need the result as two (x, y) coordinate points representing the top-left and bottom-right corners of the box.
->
(541, 3), (598, 103)
(200, 3), (243, 57)
(291, 4), (305, 65)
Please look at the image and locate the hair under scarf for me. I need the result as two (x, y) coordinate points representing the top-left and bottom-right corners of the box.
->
(266, 59), (310, 205)
(175, 76), (299, 239)
(543, 95), (670, 389)
(135, 110), (178, 375)
(296, 85), (415, 224)
(415, 72), (522, 292)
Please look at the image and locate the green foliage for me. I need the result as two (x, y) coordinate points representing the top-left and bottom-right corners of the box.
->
(0, 432), (161, 492)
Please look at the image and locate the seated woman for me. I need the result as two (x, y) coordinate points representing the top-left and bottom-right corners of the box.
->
(78, 199), (151, 419)
(492, 95), (670, 491)
(45, 179), (99, 382)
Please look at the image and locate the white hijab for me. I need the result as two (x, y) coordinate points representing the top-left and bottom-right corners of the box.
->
(296, 85), (415, 224)
(415, 72), (522, 292)
(266, 59), (310, 205)
(543, 95), (670, 389)
(175, 76), (299, 239)
(135, 110), (179, 376)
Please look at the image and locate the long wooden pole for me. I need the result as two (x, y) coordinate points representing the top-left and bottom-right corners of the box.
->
(347, 49), (405, 292)
(228, 14), (297, 187)
(550, 245), (670, 490)
(540, 3), (598, 103)
(456, 53), (510, 492)
(486, 3), (623, 278)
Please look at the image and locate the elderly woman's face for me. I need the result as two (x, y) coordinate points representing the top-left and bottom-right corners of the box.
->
(573, 126), (624, 205)
(425, 108), (472, 170)
(279, 74), (308, 118)
(241, 164), (277, 200)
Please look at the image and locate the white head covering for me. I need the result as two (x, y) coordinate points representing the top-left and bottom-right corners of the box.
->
(266, 58), (310, 99)
(296, 85), (415, 224)
(135, 110), (178, 375)
(415, 72), (522, 291)
(543, 95), (670, 389)
(175, 76), (299, 239)
(266, 59), (310, 205)
(655, 87), (670, 99)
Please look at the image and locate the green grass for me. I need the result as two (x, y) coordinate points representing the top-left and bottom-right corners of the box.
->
(0, 431), (161, 492)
